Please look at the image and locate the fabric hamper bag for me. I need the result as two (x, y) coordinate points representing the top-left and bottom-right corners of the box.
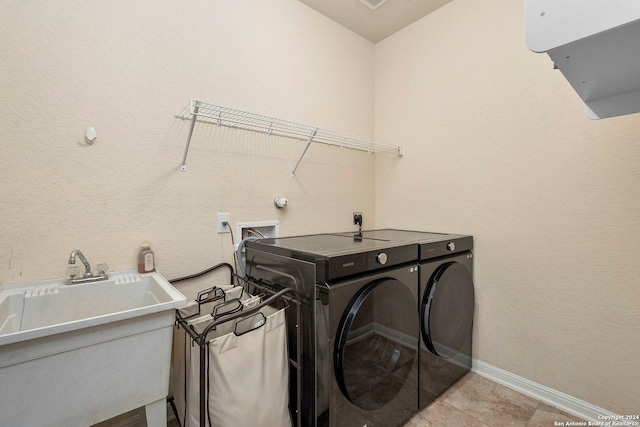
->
(172, 292), (291, 427)
(171, 286), (254, 426)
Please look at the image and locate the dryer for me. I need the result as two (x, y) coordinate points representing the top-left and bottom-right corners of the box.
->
(327, 262), (420, 426)
(245, 233), (420, 427)
(417, 237), (474, 408)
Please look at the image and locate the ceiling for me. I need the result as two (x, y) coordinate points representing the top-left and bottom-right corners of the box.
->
(299, 0), (454, 43)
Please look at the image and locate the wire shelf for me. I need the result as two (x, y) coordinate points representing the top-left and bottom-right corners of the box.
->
(176, 99), (402, 175)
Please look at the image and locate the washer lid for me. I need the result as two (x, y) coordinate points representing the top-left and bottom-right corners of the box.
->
(421, 262), (474, 362)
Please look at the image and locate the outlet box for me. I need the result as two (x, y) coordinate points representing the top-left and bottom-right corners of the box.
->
(217, 213), (230, 233)
(236, 221), (279, 241)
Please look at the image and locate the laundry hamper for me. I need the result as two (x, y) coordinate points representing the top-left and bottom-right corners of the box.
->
(172, 285), (259, 426)
(172, 283), (301, 427)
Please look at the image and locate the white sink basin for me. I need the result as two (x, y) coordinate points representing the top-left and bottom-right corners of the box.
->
(0, 270), (185, 345)
(0, 270), (186, 426)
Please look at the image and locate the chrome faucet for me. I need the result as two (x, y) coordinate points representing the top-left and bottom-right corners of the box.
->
(67, 250), (108, 285)
(68, 249), (92, 277)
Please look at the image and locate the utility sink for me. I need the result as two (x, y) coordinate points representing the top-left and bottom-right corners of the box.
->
(0, 270), (186, 427)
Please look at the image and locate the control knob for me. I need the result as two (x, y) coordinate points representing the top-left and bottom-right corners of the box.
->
(376, 252), (388, 265)
(446, 242), (456, 252)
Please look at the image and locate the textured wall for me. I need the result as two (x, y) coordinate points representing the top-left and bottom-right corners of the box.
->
(3, 0), (638, 417)
(374, 0), (640, 415)
(0, 0), (376, 298)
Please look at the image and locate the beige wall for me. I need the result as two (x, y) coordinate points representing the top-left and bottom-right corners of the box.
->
(374, 0), (640, 415)
(2, 0), (638, 418)
(0, 0), (375, 297)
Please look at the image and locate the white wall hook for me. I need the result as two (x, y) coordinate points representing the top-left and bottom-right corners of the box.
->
(84, 127), (97, 145)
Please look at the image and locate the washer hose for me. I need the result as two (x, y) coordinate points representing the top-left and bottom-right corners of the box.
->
(236, 237), (259, 277)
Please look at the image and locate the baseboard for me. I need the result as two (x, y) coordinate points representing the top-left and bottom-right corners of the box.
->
(472, 359), (625, 423)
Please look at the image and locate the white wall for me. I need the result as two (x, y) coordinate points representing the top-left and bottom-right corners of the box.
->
(0, 0), (375, 297)
(374, 0), (640, 415)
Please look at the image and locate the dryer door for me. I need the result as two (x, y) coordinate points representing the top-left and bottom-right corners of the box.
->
(421, 261), (474, 363)
(333, 277), (417, 411)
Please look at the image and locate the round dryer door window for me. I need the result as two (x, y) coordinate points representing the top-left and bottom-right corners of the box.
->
(421, 262), (474, 362)
(334, 278), (417, 411)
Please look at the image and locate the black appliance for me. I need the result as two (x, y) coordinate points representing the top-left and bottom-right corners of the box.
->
(244, 229), (474, 426)
(338, 230), (475, 409)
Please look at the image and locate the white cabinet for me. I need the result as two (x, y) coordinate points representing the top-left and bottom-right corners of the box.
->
(525, 0), (640, 119)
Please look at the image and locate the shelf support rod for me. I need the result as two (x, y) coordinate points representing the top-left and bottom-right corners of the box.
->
(290, 128), (318, 177)
(180, 100), (200, 172)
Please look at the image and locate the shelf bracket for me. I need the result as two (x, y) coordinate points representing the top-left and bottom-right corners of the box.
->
(290, 128), (318, 177)
(180, 100), (200, 172)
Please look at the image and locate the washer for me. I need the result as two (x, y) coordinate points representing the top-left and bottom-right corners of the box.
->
(245, 233), (420, 427)
(327, 262), (420, 426)
(341, 230), (475, 409)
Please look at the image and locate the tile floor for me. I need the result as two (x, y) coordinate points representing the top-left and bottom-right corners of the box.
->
(405, 372), (584, 427)
(102, 372), (585, 427)
(161, 373), (584, 427)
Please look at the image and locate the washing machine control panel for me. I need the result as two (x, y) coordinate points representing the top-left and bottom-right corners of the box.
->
(365, 244), (417, 271)
(420, 236), (473, 260)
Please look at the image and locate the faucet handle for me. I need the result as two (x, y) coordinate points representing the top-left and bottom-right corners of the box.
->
(67, 265), (81, 279)
(97, 263), (109, 275)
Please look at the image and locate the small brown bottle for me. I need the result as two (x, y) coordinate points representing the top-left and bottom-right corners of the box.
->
(137, 242), (155, 273)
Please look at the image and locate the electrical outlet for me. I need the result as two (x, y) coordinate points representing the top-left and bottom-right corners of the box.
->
(353, 212), (363, 226)
(217, 213), (230, 233)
